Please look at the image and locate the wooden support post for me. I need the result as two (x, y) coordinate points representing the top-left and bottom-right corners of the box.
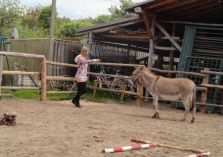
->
(120, 84), (126, 102)
(170, 23), (176, 75)
(221, 90), (223, 115)
(88, 31), (93, 75)
(148, 15), (156, 68)
(142, 13), (152, 39)
(142, 13), (155, 67)
(88, 31), (93, 50)
(0, 55), (3, 100)
(200, 68), (209, 113)
(40, 57), (47, 101)
(93, 80), (97, 97)
(136, 83), (143, 106)
(143, 14), (155, 100)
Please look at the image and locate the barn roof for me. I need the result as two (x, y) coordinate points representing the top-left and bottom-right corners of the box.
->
(77, 0), (223, 36)
(76, 0), (223, 50)
(126, 0), (223, 23)
(77, 15), (141, 36)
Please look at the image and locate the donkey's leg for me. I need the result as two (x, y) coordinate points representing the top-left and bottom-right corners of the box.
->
(181, 97), (190, 121)
(191, 103), (196, 123)
(191, 91), (196, 123)
(152, 96), (160, 119)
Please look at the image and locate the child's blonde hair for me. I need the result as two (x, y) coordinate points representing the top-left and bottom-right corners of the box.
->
(80, 46), (89, 57)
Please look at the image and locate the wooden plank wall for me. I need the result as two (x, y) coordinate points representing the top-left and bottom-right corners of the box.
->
(4, 38), (81, 76)
(91, 42), (148, 64)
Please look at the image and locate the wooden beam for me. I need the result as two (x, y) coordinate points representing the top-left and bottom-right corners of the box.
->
(88, 72), (131, 79)
(201, 84), (223, 90)
(47, 91), (77, 94)
(46, 76), (75, 82)
(136, 83), (144, 106)
(149, 68), (205, 77)
(142, 13), (152, 39)
(98, 41), (149, 53)
(160, 20), (223, 27)
(200, 68), (209, 113)
(155, 22), (182, 52)
(46, 61), (78, 68)
(88, 86), (139, 96)
(99, 34), (149, 42)
(201, 70), (223, 76)
(148, 15), (156, 68)
(93, 62), (141, 68)
(155, 46), (176, 51)
(1, 86), (39, 90)
(0, 94), (13, 98)
(160, 36), (180, 40)
(2, 71), (40, 76)
(143, 0), (177, 10)
(196, 102), (223, 108)
(0, 51), (45, 59)
(156, 0), (199, 12)
(170, 23), (176, 72)
(89, 31), (93, 50)
(40, 58), (47, 101)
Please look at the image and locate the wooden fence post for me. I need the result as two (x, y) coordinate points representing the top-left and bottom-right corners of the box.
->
(200, 68), (209, 113)
(136, 83), (143, 106)
(0, 55), (3, 100)
(40, 57), (47, 101)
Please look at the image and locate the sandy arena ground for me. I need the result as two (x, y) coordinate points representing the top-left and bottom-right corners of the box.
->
(0, 99), (222, 157)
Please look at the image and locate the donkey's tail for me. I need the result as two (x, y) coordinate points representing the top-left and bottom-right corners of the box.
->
(191, 87), (196, 123)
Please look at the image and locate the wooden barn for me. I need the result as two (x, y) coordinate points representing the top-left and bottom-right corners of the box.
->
(77, 0), (223, 110)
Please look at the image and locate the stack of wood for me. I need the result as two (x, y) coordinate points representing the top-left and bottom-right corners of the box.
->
(0, 112), (17, 126)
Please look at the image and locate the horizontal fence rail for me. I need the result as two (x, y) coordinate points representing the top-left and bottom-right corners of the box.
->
(0, 51), (45, 59)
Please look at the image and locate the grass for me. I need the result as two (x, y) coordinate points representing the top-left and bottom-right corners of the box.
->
(2, 89), (117, 102)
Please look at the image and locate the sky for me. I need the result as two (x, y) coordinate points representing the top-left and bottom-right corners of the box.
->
(20, 0), (144, 19)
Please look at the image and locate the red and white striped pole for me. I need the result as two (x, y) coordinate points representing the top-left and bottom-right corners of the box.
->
(187, 152), (211, 157)
(131, 138), (211, 157)
(131, 138), (152, 144)
(102, 143), (157, 153)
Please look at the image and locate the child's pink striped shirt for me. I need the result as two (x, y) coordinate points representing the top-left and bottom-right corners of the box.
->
(74, 55), (95, 82)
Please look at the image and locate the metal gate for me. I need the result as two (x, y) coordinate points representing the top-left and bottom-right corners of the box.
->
(174, 26), (223, 112)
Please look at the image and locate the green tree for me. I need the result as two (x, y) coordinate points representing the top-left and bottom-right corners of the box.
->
(38, 5), (55, 31)
(93, 14), (111, 24)
(21, 5), (41, 31)
(57, 22), (77, 37)
(0, 0), (21, 35)
(108, 0), (133, 20)
(56, 18), (94, 37)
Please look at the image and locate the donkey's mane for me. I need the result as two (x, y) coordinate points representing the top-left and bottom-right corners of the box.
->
(143, 68), (158, 77)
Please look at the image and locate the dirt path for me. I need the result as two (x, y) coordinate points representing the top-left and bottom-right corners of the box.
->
(0, 99), (222, 157)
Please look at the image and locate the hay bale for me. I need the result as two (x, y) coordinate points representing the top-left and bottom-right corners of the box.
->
(0, 112), (17, 126)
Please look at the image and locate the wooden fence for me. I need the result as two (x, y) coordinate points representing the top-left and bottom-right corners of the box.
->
(0, 51), (46, 101)
(0, 51), (222, 113)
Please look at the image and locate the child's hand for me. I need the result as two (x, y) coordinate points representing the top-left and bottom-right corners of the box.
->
(94, 59), (101, 62)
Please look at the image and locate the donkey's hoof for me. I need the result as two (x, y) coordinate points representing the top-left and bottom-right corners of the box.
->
(181, 118), (186, 122)
(152, 113), (160, 119)
(191, 118), (195, 123)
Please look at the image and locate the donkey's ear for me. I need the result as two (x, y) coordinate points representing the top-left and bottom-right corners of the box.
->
(138, 74), (143, 84)
(139, 65), (145, 71)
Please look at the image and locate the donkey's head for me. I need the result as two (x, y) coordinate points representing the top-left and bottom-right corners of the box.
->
(131, 65), (146, 84)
